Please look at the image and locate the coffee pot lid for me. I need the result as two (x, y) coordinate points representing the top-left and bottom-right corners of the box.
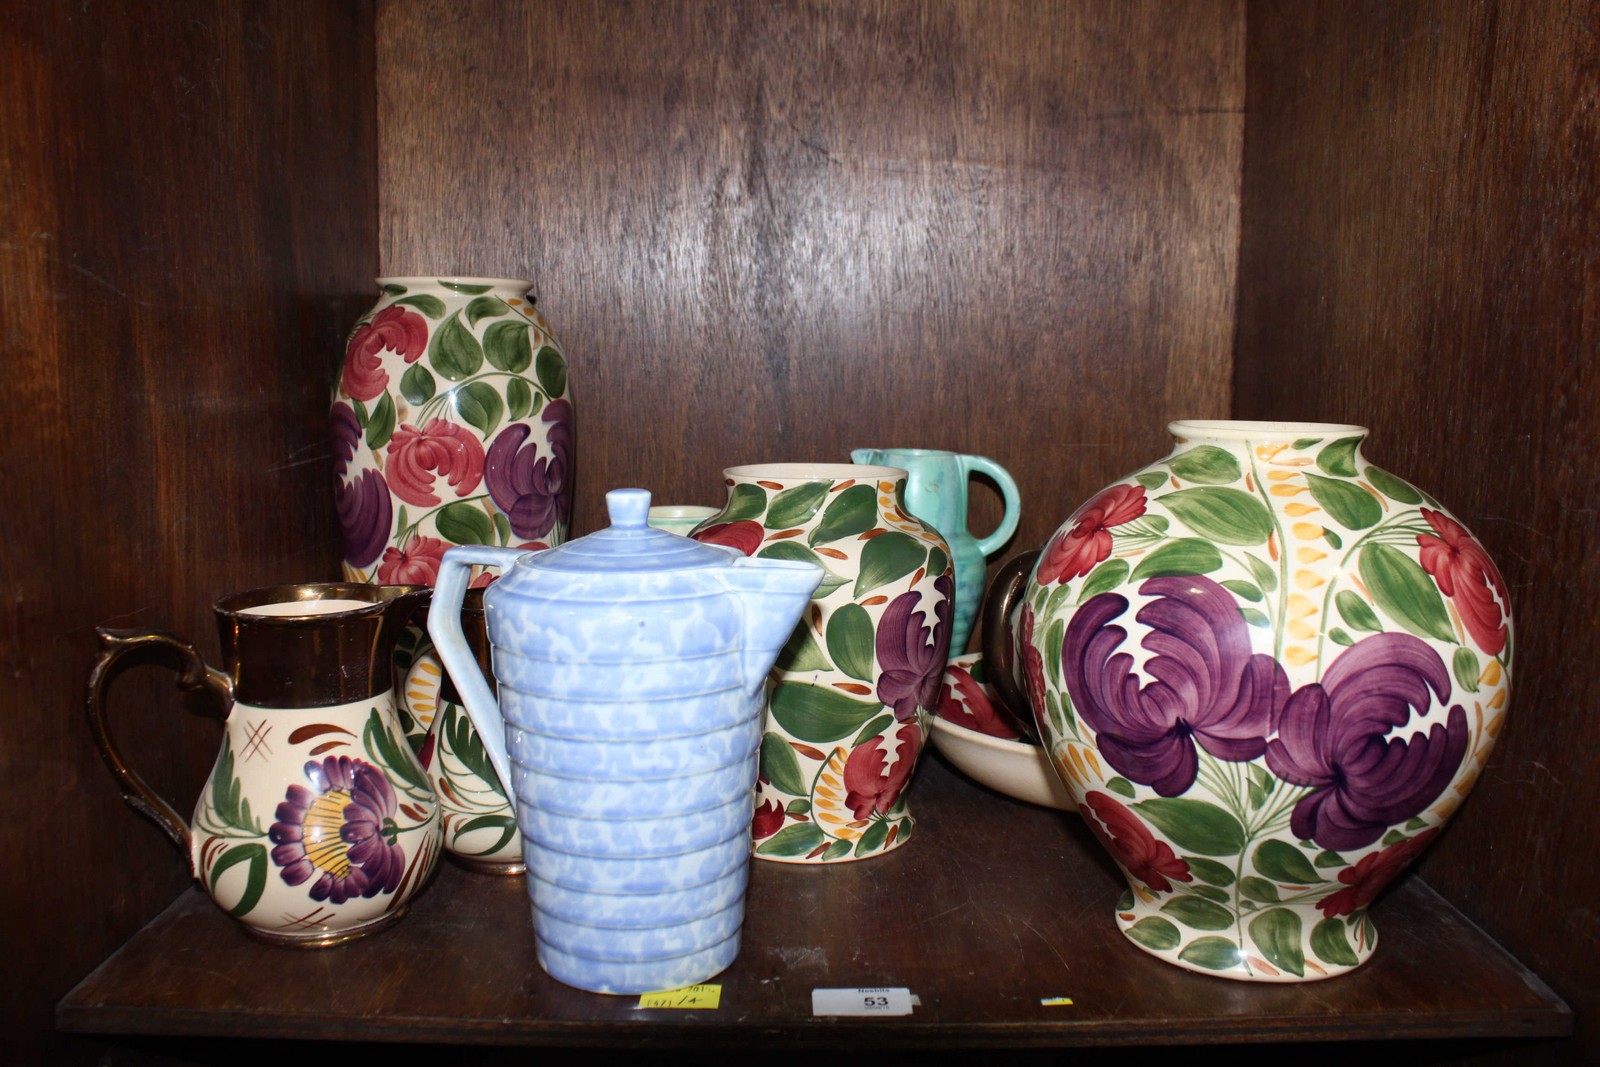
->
(516, 488), (736, 573)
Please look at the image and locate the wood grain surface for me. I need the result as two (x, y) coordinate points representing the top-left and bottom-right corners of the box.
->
(1235, 3), (1600, 1064)
(0, 3), (374, 1063)
(376, 0), (1243, 570)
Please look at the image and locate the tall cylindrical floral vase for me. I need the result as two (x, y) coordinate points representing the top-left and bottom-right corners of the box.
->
(692, 463), (955, 863)
(331, 276), (572, 871)
(991, 421), (1510, 981)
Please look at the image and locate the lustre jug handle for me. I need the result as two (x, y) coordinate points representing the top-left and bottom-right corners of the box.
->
(428, 544), (524, 794)
(961, 454), (1023, 557)
(85, 628), (232, 860)
(979, 549), (1042, 741)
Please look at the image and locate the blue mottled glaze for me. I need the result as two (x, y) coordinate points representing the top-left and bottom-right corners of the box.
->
(428, 488), (821, 995)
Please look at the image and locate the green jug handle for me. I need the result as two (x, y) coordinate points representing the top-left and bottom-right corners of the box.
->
(961, 454), (1022, 557)
(85, 628), (232, 861)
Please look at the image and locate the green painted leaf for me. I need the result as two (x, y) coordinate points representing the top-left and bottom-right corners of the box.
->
(483, 320), (533, 373)
(855, 819), (891, 856)
(1366, 465), (1424, 504)
(1188, 885), (1233, 904)
(436, 501), (495, 546)
(1183, 856), (1236, 886)
(767, 481), (830, 529)
(1323, 528), (1343, 549)
(756, 541), (849, 598)
(439, 280), (492, 294)
(381, 283), (407, 296)
(1314, 850), (1348, 869)
(824, 839), (855, 860)
(768, 682), (880, 743)
(364, 710), (429, 795)
(755, 822), (825, 857)
(786, 799), (811, 814)
(1453, 646), (1482, 693)
(1078, 558), (1130, 602)
(365, 391), (396, 450)
(1359, 543), (1456, 642)
(1106, 776), (1136, 799)
(1240, 607), (1271, 628)
(399, 363), (436, 405)
(1136, 471), (1169, 491)
(429, 312), (484, 380)
(443, 704), (501, 795)
(854, 531), (926, 597)
(1044, 618), (1065, 690)
(927, 545), (950, 580)
(1246, 553), (1278, 593)
(1169, 445), (1242, 485)
(1311, 917), (1360, 966)
(1329, 627), (1354, 646)
(1336, 590), (1383, 632)
(809, 484), (876, 545)
(493, 511), (511, 545)
(1249, 907), (1305, 977)
(394, 293), (445, 317)
(1222, 579), (1263, 602)
(1253, 840), (1320, 883)
(535, 345), (567, 398)
(1315, 436), (1363, 477)
(452, 814), (517, 856)
(1116, 889), (1136, 911)
(1292, 437), (1323, 450)
(1305, 473), (1381, 530)
(1161, 487), (1274, 545)
(1239, 876), (1281, 902)
(1125, 917), (1182, 951)
(852, 713), (894, 748)
(1160, 895), (1235, 930)
(1129, 538), (1223, 581)
(1247, 763), (1273, 809)
(506, 377), (533, 421)
(454, 380), (504, 438)
(465, 295), (510, 326)
(774, 619), (831, 673)
(1178, 936), (1242, 971)
(722, 483), (767, 522)
(1133, 797), (1246, 856)
(760, 732), (807, 796)
(211, 843), (267, 918)
(826, 603), (876, 681)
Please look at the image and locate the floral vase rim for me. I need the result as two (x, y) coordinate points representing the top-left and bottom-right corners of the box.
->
(1167, 419), (1369, 442)
(725, 462), (906, 482)
(374, 275), (533, 291)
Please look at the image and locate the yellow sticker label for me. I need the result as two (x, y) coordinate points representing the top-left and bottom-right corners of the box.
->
(638, 984), (722, 1010)
(1040, 996), (1075, 1006)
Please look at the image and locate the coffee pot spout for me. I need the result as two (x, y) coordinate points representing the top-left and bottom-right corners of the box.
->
(721, 557), (824, 694)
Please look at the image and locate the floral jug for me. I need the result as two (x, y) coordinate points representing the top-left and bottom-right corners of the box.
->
(427, 488), (822, 994)
(87, 584), (442, 946)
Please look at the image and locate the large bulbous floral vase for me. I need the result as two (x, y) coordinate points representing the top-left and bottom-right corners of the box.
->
(983, 421), (1511, 982)
(331, 277), (573, 871)
(692, 463), (955, 863)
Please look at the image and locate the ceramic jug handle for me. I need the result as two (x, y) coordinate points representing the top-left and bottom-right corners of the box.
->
(85, 628), (232, 859)
(429, 545), (524, 793)
(961, 455), (1022, 557)
(979, 550), (1042, 741)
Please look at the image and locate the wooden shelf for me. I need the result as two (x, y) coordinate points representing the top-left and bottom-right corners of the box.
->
(58, 756), (1570, 1051)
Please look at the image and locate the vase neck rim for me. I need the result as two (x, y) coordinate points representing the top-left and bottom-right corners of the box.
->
(725, 462), (905, 483)
(1168, 419), (1368, 444)
(376, 276), (532, 293)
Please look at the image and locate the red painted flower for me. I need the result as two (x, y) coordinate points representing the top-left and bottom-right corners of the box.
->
(751, 798), (785, 840)
(385, 419), (486, 508)
(1416, 509), (1509, 656)
(1318, 829), (1439, 918)
(938, 663), (1019, 740)
(691, 520), (765, 557)
(842, 722), (921, 818)
(342, 305), (428, 401)
(1036, 483), (1147, 585)
(379, 535), (448, 586)
(1079, 790), (1193, 893)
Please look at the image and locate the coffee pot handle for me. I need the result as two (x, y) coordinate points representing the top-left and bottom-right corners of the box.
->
(85, 628), (232, 860)
(960, 454), (1022, 558)
(429, 545), (524, 793)
(979, 550), (1043, 741)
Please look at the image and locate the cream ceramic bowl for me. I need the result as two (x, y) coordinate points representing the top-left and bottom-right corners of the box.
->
(931, 654), (1075, 811)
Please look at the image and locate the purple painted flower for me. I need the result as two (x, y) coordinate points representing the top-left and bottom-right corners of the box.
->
(875, 574), (954, 722)
(1063, 576), (1285, 797)
(269, 756), (406, 904)
(332, 401), (392, 568)
(1266, 633), (1467, 852)
(485, 398), (573, 540)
